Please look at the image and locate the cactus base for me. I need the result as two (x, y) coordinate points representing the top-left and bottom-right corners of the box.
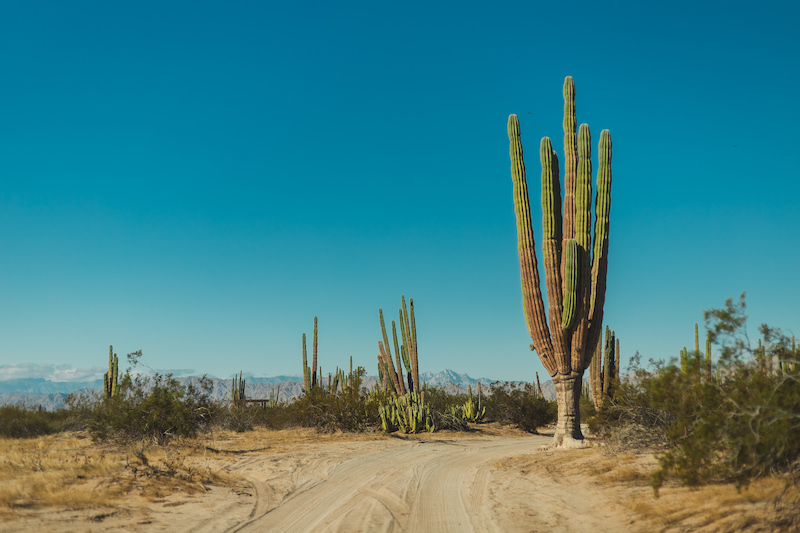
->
(548, 372), (586, 448)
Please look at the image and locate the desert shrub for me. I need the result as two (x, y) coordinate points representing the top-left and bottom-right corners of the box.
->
(484, 382), (557, 432)
(593, 295), (800, 492)
(89, 370), (215, 444)
(0, 396), (97, 438)
(0, 405), (62, 438)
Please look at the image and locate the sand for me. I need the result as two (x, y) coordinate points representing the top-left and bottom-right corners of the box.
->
(2, 427), (794, 532)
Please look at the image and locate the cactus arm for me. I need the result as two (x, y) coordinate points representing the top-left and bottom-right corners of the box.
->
(379, 341), (402, 395)
(585, 129), (613, 367)
(562, 76), (577, 243)
(561, 239), (579, 329)
(540, 138), (570, 366)
(409, 298), (420, 393)
(508, 114), (557, 375)
(570, 123), (593, 370)
(390, 320), (407, 395)
(111, 354), (118, 397)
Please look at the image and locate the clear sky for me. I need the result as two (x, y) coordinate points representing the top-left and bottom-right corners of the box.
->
(1, 1), (798, 383)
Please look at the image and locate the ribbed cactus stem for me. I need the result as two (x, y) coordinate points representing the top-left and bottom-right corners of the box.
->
(509, 114), (556, 374)
(562, 76), (577, 242)
(602, 326), (612, 394)
(390, 321), (407, 395)
(302, 333), (310, 392)
(312, 316), (318, 388)
(586, 129), (612, 355)
(561, 239), (579, 329)
(705, 332), (712, 381)
(409, 298), (420, 393)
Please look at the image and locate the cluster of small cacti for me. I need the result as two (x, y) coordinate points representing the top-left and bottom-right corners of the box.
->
(378, 391), (434, 433)
(508, 76), (613, 443)
(377, 296), (420, 395)
(103, 345), (119, 399)
(680, 323), (714, 380)
(232, 370), (246, 407)
(588, 326), (617, 409)
(456, 383), (486, 423)
(324, 357), (361, 395)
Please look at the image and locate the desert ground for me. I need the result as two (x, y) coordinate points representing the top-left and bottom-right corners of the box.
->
(1, 425), (796, 532)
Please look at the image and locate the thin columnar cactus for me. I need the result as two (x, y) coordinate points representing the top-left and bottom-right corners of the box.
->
(312, 316), (318, 387)
(680, 347), (689, 374)
(379, 296), (420, 394)
(232, 371), (245, 406)
(379, 309), (406, 395)
(705, 332), (712, 381)
(508, 76), (612, 446)
(302, 333), (311, 392)
(104, 345), (119, 400)
(694, 323), (702, 369)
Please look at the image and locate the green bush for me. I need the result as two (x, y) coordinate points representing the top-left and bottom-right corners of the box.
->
(593, 295), (800, 492)
(89, 371), (215, 444)
(0, 397), (95, 439)
(484, 382), (557, 432)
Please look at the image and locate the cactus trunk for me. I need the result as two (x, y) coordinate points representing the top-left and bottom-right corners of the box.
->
(553, 372), (584, 445)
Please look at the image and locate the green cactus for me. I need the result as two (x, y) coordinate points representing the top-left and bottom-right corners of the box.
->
(680, 346), (689, 374)
(508, 76), (612, 445)
(561, 239), (579, 329)
(379, 391), (434, 434)
(460, 383), (486, 423)
(379, 296), (420, 393)
(379, 309), (406, 395)
(302, 333), (311, 392)
(104, 345), (119, 400)
(603, 327), (615, 395)
(232, 371), (246, 406)
(694, 323), (701, 368)
(705, 332), (712, 381)
(312, 316), (318, 387)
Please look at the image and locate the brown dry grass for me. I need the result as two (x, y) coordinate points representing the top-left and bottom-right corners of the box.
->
(0, 431), (240, 517)
(492, 446), (800, 532)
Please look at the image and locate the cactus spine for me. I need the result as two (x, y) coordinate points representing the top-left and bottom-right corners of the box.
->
(508, 76), (612, 445)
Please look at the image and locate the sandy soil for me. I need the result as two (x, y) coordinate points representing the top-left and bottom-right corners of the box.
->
(3, 427), (795, 532)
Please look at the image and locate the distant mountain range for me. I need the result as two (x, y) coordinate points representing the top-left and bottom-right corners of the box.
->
(0, 370), (556, 411)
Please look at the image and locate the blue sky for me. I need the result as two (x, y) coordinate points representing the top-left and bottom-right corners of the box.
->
(1, 1), (798, 383)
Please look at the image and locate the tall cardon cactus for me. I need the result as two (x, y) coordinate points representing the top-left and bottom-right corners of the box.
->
(508, 76), (612, 447)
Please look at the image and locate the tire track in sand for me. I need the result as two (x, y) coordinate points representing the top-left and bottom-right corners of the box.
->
(216, 435), (551, 533)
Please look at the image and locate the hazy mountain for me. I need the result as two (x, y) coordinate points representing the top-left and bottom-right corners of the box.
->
(0, 369), (555, 410)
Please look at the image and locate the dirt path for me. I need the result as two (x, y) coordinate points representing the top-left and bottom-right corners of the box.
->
(3, 432), (648, 532)
(188, 434), (642, 533)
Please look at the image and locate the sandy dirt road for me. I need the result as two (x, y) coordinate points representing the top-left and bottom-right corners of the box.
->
(186, 433), (642, 533)
(4, 432), (648, 533)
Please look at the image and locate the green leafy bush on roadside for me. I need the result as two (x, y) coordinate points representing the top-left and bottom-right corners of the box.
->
(88, 364), (215, 444)
(484, 382), (557, 432)
(592, 295), (800, 492)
